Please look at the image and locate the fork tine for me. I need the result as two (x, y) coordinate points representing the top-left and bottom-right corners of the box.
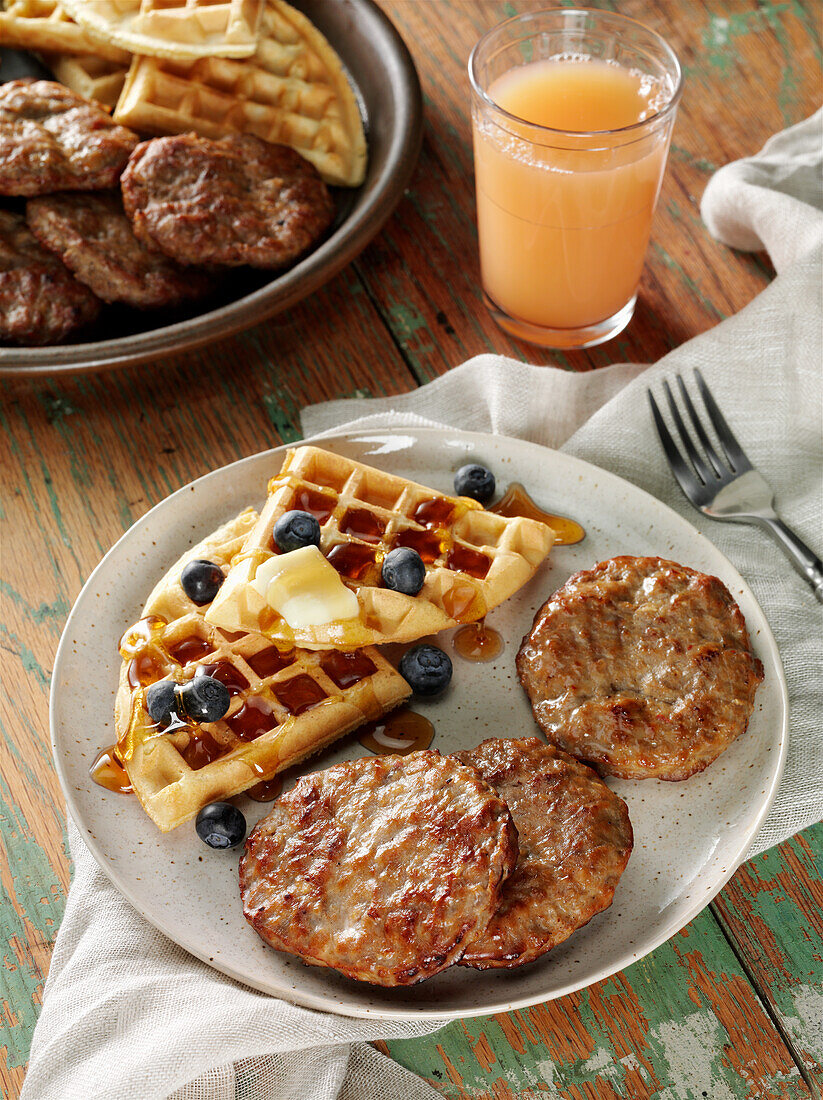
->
(694, 369), (752, 473)
(648, 390), (702, 504)
(676, 375), (725, 478)
(663, 379), (717, 485)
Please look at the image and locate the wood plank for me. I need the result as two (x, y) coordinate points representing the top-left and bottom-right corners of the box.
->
(368, 0), (821, 378)
(381, 860), (818, 1099)
(711, 822), (823, 1087)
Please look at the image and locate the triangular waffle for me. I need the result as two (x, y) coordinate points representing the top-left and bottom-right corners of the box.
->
(205, 447), (554, 649)
(111, 0), (366, 185)
(0, 0), (130, 63)
(60, 0), (263, 60)
(115, 508), (411, 831)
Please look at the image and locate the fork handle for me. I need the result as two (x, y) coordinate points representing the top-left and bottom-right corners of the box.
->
(758, 517), (823, 603)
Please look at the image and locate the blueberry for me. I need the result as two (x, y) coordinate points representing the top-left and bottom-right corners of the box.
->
(146, 680), (179, 727)
(178, 675), (230, 723)
(181, 559), (224, 605)
(454, 464), (495, 505)
(381, 547), (426, 596)
(195, 802), (246, 849)
(399, 644), (453, 697)
(273, 510), (322, 553)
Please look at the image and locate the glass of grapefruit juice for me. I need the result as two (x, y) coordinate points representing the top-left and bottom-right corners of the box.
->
(469, 9), (682, 349)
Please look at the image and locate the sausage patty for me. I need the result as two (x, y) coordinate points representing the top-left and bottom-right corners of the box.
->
(0, 209), (100, 345)
(455, 738), (633, 970)
(26, 191), (214, 309)
(121, 133), (335, 269)
(517, 556), (764, 780)
(240, 750), (518, 986)
(0, 80), (138, 197)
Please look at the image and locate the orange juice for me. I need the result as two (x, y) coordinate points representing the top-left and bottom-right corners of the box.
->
(473, 58), (672, 334)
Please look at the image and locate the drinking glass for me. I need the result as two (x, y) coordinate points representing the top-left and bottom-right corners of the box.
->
(469, 9), (682, 349)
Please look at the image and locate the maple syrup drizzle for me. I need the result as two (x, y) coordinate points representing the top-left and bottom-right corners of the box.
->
(413, 497), (456, 528)
(358, 709), (435, 756)
(180, 730), (224, 771)
(196, 661), (249, 695)
(118, 615), (167, 657)
(325, 541), (378, 582)
(127, 652), (165, 688)
(226, 697), (278, 742)
(447, 542), (491, 579)
(247, 776), (284, 802)
(247, 646), (296, 679)
(339, 507), (386, 544)
(90, 746), (132, 794)
(392, 527), (441, 564)
(442, 580), (485, 623)
(275, 674), (327, 716)
(489, 483), (585, 545)
(452, 619), (504, 663)
(320, 649), (376, 689)
(169, 636), (213, 665)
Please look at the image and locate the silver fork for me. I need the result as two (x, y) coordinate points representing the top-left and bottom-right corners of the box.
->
(648, 369), (823, 603)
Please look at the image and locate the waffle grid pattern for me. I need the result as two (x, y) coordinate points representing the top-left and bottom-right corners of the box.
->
(0, 0), (131, 62)
(116, 511), (410, 831)
(61, 0), (263, 59)
(220, 446), (554, 648)
(112, 0), (366, 185)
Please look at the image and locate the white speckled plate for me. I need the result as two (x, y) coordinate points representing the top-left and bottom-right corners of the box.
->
(50, 429), (787, 1020)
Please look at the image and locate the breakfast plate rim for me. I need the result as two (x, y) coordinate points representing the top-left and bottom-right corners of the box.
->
(50, 427), (789, 1020)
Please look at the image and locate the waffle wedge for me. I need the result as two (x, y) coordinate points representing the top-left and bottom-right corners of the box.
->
(205, 446), (554, 650)
(46, 53), (128, 109)
(60, 0), (263, 59)
(112, 0), (366, 186)
(0, 0), (130, 63)
(114, 508), (411, 831)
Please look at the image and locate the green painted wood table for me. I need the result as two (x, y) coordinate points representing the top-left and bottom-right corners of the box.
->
(2, 2), (821, 1097)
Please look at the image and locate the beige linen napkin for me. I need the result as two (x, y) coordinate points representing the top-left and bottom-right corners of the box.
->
(23, 112), (821, 1099)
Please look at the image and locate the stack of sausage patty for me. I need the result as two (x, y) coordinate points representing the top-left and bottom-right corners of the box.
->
(240, 738), (634, 985)
(0, 78), (334, 345)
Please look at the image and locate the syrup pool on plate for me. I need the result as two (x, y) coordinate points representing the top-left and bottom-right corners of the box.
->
(489, 482), (585, 545)
(452, 620), (504, 663)
(90, 746), (132, 794)
(358, 710), (435, 756)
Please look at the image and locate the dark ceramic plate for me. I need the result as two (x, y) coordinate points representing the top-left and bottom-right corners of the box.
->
(0, 0), (422, 376)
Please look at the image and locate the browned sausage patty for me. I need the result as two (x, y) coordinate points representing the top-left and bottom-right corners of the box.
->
(0, 80), (138, 197)
(517, 557), (764, 781)
(121, 133), (335, 269)
(454, 738), (632, 970)
(0, 209), (100, 345)
(26, 191), (214, 309)
(240, 750), (518, 986)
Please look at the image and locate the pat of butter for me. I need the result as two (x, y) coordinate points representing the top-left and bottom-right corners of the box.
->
(205, 546), (359, 633)
(254, 546), (359, 628)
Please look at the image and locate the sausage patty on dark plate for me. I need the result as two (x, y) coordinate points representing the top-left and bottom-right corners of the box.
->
(26, 191), (214, 309)
(455, 737), (633, 970)
(0, 209), (100, 345)
(517, 556), (764, 781)
(121, 133), (335, 269)
(0, 80), (138, 197)
(240, 750), (518, 986)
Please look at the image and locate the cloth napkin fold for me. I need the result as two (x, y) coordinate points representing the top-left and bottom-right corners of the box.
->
(23, 112), (822, 1100)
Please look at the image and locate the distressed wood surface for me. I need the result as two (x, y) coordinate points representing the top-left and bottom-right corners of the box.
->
(1, 1), (821, 1097)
